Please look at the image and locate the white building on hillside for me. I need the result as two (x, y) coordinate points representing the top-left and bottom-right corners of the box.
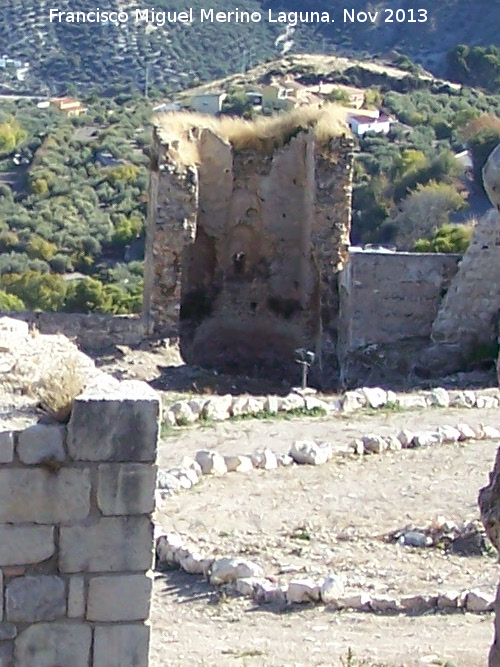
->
(348, 110), (392, 137)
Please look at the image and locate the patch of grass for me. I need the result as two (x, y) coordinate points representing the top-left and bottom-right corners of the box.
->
(289, 526), (312, 541)
(34, 359), (87, 423)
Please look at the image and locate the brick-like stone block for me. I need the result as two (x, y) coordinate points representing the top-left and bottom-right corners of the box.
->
(93, 623), (151, 667)
(0, 432), (14, 464)
(97, 464), (156, 515)
(6, 575), (66, 622)
(0, 525), (55, 566)
(0, 570), (3, 622)
(87, 573), (153, 621)
(60, 516), (154, 572)
(0, 641), (13, 667)
(17, 424), (65, 465)
(68, 575), (85, 618)
(15, 623), (91, 667)
(0, 469), (90, 524)
(67, 379), (160, 462)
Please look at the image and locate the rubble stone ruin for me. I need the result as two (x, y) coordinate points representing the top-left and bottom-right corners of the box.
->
(144, 107), (355, 382)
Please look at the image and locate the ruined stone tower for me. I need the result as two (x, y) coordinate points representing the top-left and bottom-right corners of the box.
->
(144, 108), (354, 382)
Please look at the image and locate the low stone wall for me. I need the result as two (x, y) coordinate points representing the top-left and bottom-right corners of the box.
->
(0, 378), (160, 667)
(5, 312), (146, 351)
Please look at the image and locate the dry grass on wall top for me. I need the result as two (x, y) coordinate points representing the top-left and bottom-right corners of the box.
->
(153, 104), (350, 165)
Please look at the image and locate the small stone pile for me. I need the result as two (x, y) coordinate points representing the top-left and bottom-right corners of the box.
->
(163, 385), (500, 428)
(155, 533), (495, 614)
(388, 518), (490, 554)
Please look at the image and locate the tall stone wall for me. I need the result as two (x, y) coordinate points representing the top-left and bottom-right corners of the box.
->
(145, 112), (355, 381)
(337, 250), (461, 386)
(0, 378), (160, 667)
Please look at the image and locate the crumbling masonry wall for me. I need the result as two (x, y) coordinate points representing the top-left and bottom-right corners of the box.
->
(144, 112), (354, 380)
(0, 379), (159, 667)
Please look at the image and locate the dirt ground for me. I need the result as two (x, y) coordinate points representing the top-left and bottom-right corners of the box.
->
(150, 405), (500, 666)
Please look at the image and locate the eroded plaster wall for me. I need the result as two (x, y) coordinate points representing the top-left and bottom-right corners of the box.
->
(145, 115), (355, 380)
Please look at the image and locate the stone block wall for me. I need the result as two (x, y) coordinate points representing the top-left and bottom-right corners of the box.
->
(0, 379), (160, 667)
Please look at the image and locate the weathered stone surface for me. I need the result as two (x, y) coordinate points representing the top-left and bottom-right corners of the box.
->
(341, 390), (366, 413)
(287, 579), (320, 604)
(179, 551), (208, 575)
(93, 623), (151, 667)
(289, 440), (331, 465)
(319, 575), (345, 603)
(195, 450), (227, 475)
(466, 589), (495, 612)
(6, 576), (65, 622)
(264, 395), (279, 414)
(233, 576), (266, 597)
(97, 463), (157, 515)
(202, 395), (232, 421)
(370, 596), (400, 613)
(251, 448), (278, 470)
(16, 424), (65, 465)
(400, 595), (436, 613)
(210, 558), (264, 585)
(169, 401), (197, 425)
(362, 434), (387, 455)
(396, 395), (427, 410)
(68, 379), (160, 462)
(484, 426), (500, 440)
(156, 533), (185, 566)
(437, 590), (461, 610)
(68, 575), (85, 619)
(426, 388), (450, 408)
(361, 387), (387, 409)
(0, 525), (55, 566)
(457, 423), (476, 440)
(277, 453), (294, 466)
(413, 431), (442, 448)
(230, 396), (249, 417)
(278, 394), (306, 412)
(60, 516), (154, 572)
(477, 396), (499, 409)
(449, 390), (476, 408)
(0, 432), (14, 463)
(0, 469), (90, 524)
(15, 623), (92, 667)
(330, 593), (371, 611)
(436, 425), (461, 443)
(87, 574), (153, 621)
(224, 455), (253, 473)
(254, 580), (287, 604)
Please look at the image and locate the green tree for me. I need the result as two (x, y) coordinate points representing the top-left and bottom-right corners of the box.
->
(64, 277), (113, 313)
(0, 289), (25, 312)
(0, 271), (67, 311)
(414, 223), (473, 253)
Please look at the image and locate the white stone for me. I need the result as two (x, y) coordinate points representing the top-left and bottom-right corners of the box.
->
(169, 401), (197, 426)
(264, 395), (279, 414)
(289, 440), (330, 465)
(466, 589), (495, 612)
(361, 387), (388, 409)
(231, 396), (249, 417)
(0, 525), (55, 566)
(436, 425), (462, 443)
(246, 397), (266, 414)
(180, 456), (202, 477)
(251, 448), (278, 470)
(413, 431), (442, 448)
(179, 551), (206, 575)
(482, 425), (500, 440)
(449, 391), (476, 408)
(202, 395), (233, 421)
(319, 575), (345, 603)
(156, 470), (183, 492)
(427, 388), (450, 408)
(233, 577), (266, 597)
(195, 450), (227, 475)
(286, 579), (321, 603)
(254, 580), (287, 604)
(341, 391), (366, 413)
(349, 439), (364, 455)
(187, 397), (208, 417)
(97, 463), (156, 515)
(330, 593), (371, 610)
(397, 429), (416, 448)
(175, 466), (199, 486)
(386, 390), (397, 404)
(93, 623), (150, 667)
(456, 423), (476, 440)
(224, 455), (254, 473)
(362, 434), (387, 455)
(164, 410), (177, 427)
(6, 575), (66, 622)
(384, 435), (403, 451)
(16, 424), (65, 465)
(277, 393), (306, 412)
(210, 558), (264, 585)
(304, 396), (329, 411)
(156, 533), (184, 566)
(396, 395), (427, 410)
(0, 431), (13, 463)
(277, 454), (294, 466)
(477, 395), (499, 409)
